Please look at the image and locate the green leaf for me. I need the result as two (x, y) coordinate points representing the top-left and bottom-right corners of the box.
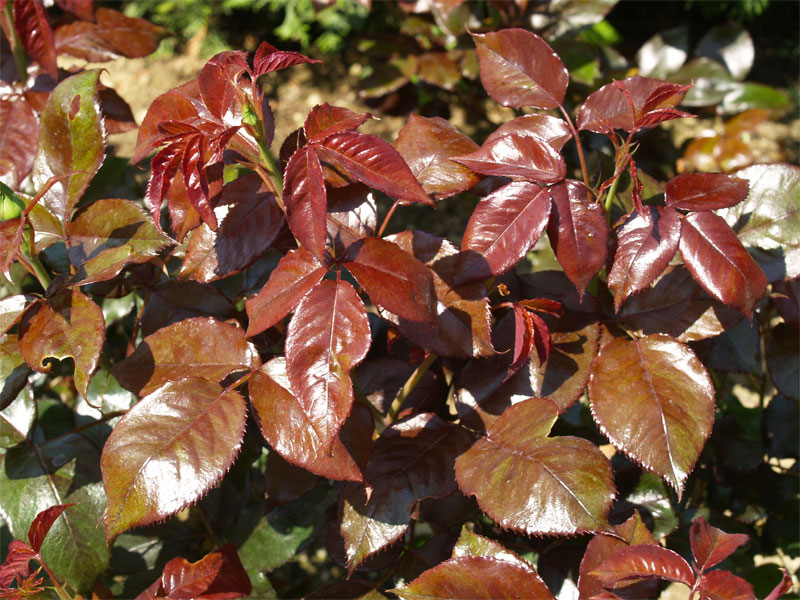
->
(0, 434), (110, 592)
(452, 527), (535, 569)
(720, 82), (789, 114)
(0, 386), (34, 448)
(101, 377), (248, 541)
(0, 294), (34, 336)
(32, 70), (106, 226)
(765, 323), (799, 400)
(0, 334), (31, 411)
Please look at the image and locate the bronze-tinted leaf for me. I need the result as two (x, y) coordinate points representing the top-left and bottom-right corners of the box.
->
(27, 503), (75, 554)
(316, 132), (433, 206)
(680, 211), (767, 316)
(304, 103), (370, 144)
(245, 247), (327, 337)
(590, 545), (695, 588)
(101, 377), (247, 541)
(483, 114), (572, 152)
(0, 98), (39, 190)
(341, 414), (474, 572)
(326, 183), (377, 254)
(452, 133), (565, 183)
(393, 555), (554, 599)
(13, 0), (58, 79)
(608, 206), (681, 311)
(0, 294), (34, 336)
(461, 181), (552, 282)
(455, 397), (615, 535)
(180, 175), (284, 282)
(471, 29), (568, 109)
(161, 544), (252, 599)
(18, 288), (105, 398)
(345, 237), (438, 325)
(133, 85), (199, 164)
(452, 527), (537, 569)
(393, 114), (481, 201)
(112, 317), (260, 397)
(589, 334), (715, 496)
(249, 358), (369, 482)
(665, 173), (749, 211)
(285, 280), (371, 451)
(67, 198), (173, 284)
(0, 334), (31, 411)
(32, 70), (106, 225)
(140, 280), (238, 337)
(252, 40), (321, 76)
(417, 52), (462, 90)
(546, 180), (608, 299)
(284, 146), (328, 260)
(690, 516), (749, 572)
(695, 570), (755, 600)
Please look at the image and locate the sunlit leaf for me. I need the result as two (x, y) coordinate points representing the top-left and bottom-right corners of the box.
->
(0, 295), (34, 337)
(452, 527), (538, 572)
(253, 40), (321, 76)
(589, 334), (715, 496)
(471, 29), (568, 109)
(284, 147), (328, 260)
(417, 51), (462, 90)
(452, 133), (565, 183)
(326, 184), (377, 254)
(690, 516), (749, 572)
(160, 544), (251, 600)
(0, 98), (39, 190)
(590, 545), (695, 588)
(665, 173), (749, 211)
(636, 26), (688, 79)
(696, 570), (756, 600)
(18, 287), (105, 398)
(0, 334), (31, 411)
(112, 317), (260, 396)
(13, 0), (58, 78)
(101, 377), (247, 541)
(28, 503), (76, 554)
(304, 103), (370, 144)
(0, 385), (34, 446)
(697, 23), (754, 81)
(483, 114), (572, 152)
(455, 397), (615, 535)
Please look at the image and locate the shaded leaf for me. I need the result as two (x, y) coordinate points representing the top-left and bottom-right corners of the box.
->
(0, 295), (35, 336)
(452, 133), (565, 183)
(461, 181), (552, 282)
(455, 397), (615, 535)
(326, 184), (377, 254)
(680, 211), (767, 316)
(393, 555), (554, 599)
(693, 317), (761, 374)
(101, 377), (247, 541)
(590, 545), (694, 588)
(316, 132), (433, 206)
(0, 539), (36, 588)
(393, 114), (480, 201)
(0, 98), (39, 190)
(13, 0), (57, 78)
(67, 198), (173, 284)
(608, 206), (681, 310)
(33, 70), (105, 225)
(696, 570), (755, 600)
(0, 334), (31, 411)
(765, 323), (799, 400)
(665, 173), (749, 211)
(112, 317), (260, 397)
(284, 147), (328, 260)
(245, 247), (327, 337)
(140, 280), (238, 337)
(285, 280), (371, 451)
(417, 51), (462, 90)
(0, 384), (35, 447)
(588, 334), (715, 496)
(547, 180), (607, 299)
(471, 29), (568, 109)
(483, 114), (572, 152)
(161, 544), (251, 600)
(18, 287), (105, 398)
(304, 103), (370, 144)
(690, 516), (749, 572)
(452, 527), (537, 571)
(345, 236), (437, 325)
(341, 414), (474, 572)
(249, 358), (370, 481)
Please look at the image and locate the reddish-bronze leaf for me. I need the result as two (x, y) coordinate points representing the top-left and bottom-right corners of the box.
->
(461, 181), (552, 281)
(285, 280), (371, 452)
(483, 114), (573, 152)
(112, 317), (260, 397)
(547, 180), (608, 299)
(133, 86), (199, 164)
(341, 414), (474, 572)
(13, 0), (58, 79)
(197, 52), (248, 125)
(345, 237), (437, 325)
(304, 103), (370, 144)
(316, 132), (433, 206)
(665, 173), (749, 211)
(695, 570), (756, 600)
(387, 231), (494, 358)
(471, 29), (568, 109)
(284, 146), (328, 260)
(393, 114), (481, 201)
(101, 377), (247, 541)
(608, 206), (681, 311)
(0, 539), (36, 588)
(54, 0), (95, 22)
(249, 358), (369, 482)
(161, 544), (252, 600)
(680, 211), (767, 316)
(690, 516), (749, 572)
(455, 397), (615, 535)
(180, 175), (283, 282)
(245, 247), (327, 337)
(393, 556), (555, 599)
(27, 503), (75, 554)
(18, 288), (105, 398)
(0, 98), (39, 190)
(32, 70), (106, 224)
(453, 133), (565, 183)
(67, 198), (174, 284)
(326, 183), (377, 254)
(589, 334), (715, 496)
(181, 135), (218, 230)
(590, 545), (695, 588)
(252, 40), (321, 76)
(140, 281), (237, 337)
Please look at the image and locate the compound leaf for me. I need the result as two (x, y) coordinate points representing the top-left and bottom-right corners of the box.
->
(452, 133), (565, 183)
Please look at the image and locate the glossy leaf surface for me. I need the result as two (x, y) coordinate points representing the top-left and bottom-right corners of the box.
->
(590, 544), (695, 587)
(0, 99), (39, 190)
(453, 133), (566, 183)
(455, 397), (615, 535)
(285, 280), (371, 451)
(0, 295), (35, 337)
(101, 377), (247, 541)
(0, 334), (30, 412)
(33, 70), (105, 226)
(696, 570), (755, 600)
(304, 103), (370, 144)
(112, 317), (259, 396)
(284, 146), (328, 260)
(393, 556), (554, 599)
(589, 334), (715, 495)
(680, 210), (767, 316)
(471, 29), (568, 109)
(483, 114), (572, 152)
(461, 181), (552, 281)
(665, 173), (749, 211)
(160, 544), (251, 599)
(393, 114), (481, 201)
(690, 516), (749, 571)
(18, 287), (105, 398)
(27, 503), (75, 554)
(13, 0), (58, 78)
(608, 206), (681, 310)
